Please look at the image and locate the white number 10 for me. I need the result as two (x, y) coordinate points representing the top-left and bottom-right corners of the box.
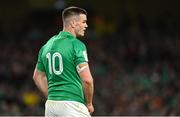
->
(46, 52), (63, 75)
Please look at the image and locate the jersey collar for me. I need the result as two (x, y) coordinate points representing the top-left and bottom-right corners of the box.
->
(58, 31), (75, 39)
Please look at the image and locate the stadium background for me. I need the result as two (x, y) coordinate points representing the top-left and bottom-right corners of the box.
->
(0, 0), (180, 115)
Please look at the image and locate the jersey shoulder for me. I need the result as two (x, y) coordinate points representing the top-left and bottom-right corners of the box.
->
(72, 38), (86, 49)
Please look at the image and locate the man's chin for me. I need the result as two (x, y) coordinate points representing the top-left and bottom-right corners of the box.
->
(77, 33), (84, 38)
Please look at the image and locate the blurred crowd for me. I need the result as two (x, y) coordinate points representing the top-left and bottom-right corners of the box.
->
(0, 8), (180, 115)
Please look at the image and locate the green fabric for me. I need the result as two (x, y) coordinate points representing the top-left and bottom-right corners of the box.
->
(36, 31), (88, 104)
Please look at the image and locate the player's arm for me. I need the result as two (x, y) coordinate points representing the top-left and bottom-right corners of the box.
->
(33, 68), (48, 98)
(77, 63), (94, 114)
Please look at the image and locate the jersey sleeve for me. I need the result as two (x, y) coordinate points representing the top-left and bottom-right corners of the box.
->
(36, 47), (45, 71)
(73, 40), (88, 66)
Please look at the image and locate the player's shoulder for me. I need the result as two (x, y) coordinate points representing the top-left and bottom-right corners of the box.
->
(39, 35), (56, 51)
(44, 34), (58, 46)
(72, 38), (85, 45)
(72, 39), (86, 49)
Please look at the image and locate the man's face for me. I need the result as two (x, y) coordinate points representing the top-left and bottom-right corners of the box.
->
(74, 14), (88, 37)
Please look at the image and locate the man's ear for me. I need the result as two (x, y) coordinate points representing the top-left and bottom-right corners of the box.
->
(70, 20), (76, 28)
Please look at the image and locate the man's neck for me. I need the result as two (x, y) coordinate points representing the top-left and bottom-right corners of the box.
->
(63, 27), (76, 37)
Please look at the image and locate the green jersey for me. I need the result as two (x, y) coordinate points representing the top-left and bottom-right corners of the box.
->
(36, 31), (88, 104)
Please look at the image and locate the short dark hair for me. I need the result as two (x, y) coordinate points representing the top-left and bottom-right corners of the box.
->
(62, 6), (87, 21)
